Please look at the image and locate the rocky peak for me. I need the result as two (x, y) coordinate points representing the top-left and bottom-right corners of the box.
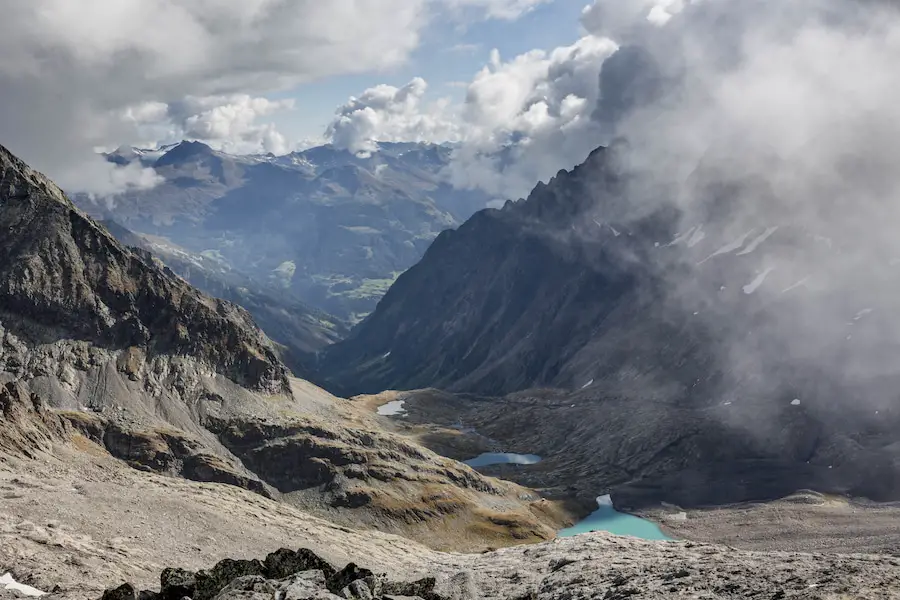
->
(155, 140), (217, 167)
(0, 142), (289, 394)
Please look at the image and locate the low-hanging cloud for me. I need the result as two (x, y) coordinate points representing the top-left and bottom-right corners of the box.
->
(564, 0), (900, 437)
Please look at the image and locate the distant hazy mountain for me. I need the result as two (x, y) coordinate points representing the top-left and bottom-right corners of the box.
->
(98, 218), (348, 377)
(75, 140), (491, 325)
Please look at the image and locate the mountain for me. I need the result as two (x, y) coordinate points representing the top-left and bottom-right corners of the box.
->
(98, 218), (348, 376)
(318, 141), (900, 509)
(76, 140), (491, 326)
(0, 141), (560, 554)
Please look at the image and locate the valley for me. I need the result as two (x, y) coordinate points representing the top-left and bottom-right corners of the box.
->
(5, 0), (900, 598)
(75, 141), (491, 331)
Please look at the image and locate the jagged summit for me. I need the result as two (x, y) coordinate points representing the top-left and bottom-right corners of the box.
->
(0, 142), (288, 393)
(155, 139), (218, 166)
(0, 142), (71, 207)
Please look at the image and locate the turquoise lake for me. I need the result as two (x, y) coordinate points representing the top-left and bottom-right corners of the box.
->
(558, 495), (673, 540)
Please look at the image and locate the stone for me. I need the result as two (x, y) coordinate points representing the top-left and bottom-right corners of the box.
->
(101, 583), (137, 600)
(194, 559), (266, 600)
(324, 564), (373, 596)
(278, 570), (329, 600)
(160, 568), (196, 600)
(209, 575), (276, 600)
(341, 579), (373, 599)
(264, 548), (336, 580)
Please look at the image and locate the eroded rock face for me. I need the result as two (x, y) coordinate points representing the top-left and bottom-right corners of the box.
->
(0, 143), (288, 395)
(0, 380), (70, 458)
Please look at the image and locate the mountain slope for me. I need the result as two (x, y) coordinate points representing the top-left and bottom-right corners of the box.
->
(318, 141), (900, 508)
(319, 145), (690, 395)
(98, 218), (348, 375)
(0, 143), (288, 394)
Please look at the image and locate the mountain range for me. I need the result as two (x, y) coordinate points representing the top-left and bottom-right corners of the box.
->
(76, 140), (490, 329)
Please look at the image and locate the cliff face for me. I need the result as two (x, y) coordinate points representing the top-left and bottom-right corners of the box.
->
(318, 146), (691, 396)
(0, 143), (289, 394)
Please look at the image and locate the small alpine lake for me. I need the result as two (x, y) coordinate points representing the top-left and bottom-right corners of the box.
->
(558, 495), (673, 540)
(463, 452), (543, 467)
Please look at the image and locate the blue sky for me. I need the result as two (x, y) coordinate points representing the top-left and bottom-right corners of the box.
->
(272, 0), (590, 142)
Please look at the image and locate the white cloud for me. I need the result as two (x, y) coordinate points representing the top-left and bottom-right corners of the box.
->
(0, 0), (428, 195)
(173, 95), (295, 155)
(449, 35), (617, 196)
(327, 78), (462, 154)
(441, 0), (553, 20)
(324, 34), (616, 197)
(55, 159), (163, 201)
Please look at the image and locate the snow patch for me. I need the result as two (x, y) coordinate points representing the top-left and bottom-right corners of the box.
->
(382, 351), (392, 359)
(0, 574), (46, 597)
(743, 267), (774, 295)
(699, 229), (756, 264)
(596, 494), (614, 507)
(781, 277), (810, 294)
(377, 400), (406, 417)
(853, 309), (874, 321)
(581, 379), (594, 389)
(737, 226), (779, 256)
(687, 227), (707, 248)
(791, 399), (802, 406)
(668, 226), (696, 246)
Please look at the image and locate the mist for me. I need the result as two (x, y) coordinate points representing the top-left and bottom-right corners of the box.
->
(575, 0), (900, 433)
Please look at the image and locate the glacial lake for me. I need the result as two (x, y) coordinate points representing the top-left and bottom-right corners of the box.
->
(558, 495), (673, 541)
(463, 452), (543, 467)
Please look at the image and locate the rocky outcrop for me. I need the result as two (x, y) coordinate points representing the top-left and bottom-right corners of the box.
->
(100, 548), (446, 600)
(0, 142), (288, 395)
(62, 411), (270, 497)
(0, 381), (69, 459)
(96, 538), (900, 600)
(200, 410), (558, 543)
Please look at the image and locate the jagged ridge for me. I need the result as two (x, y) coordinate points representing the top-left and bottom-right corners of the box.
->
(0, 143), (288, 394)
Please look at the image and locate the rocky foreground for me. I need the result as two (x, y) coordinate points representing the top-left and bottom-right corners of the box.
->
(4, 444), (900, 600)
(94, 537), (900, 600)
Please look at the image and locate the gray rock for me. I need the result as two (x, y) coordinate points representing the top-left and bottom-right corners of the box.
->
(211, 575), (276, 600)
(264, 549), (336, 580)
(194, 559), (266, 600)
(340, 579), (372, 599)
(159, 567), (196, 600)
(324, 564), (373, 596)
(100, 583), (137, 600)
(277, 570), (329, 600)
